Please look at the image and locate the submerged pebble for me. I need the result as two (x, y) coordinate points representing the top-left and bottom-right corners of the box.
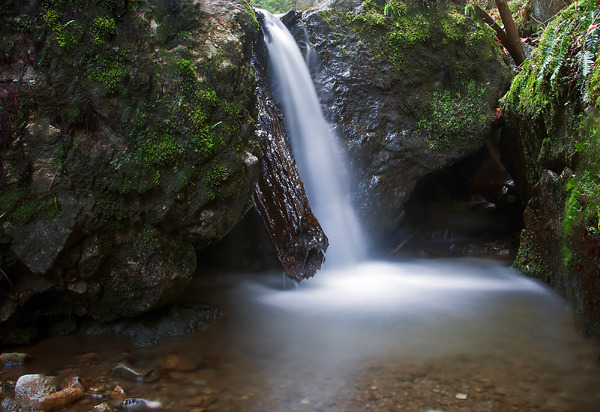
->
(117, 397), (162, 410)
(111, 363), (157, 383)
(0, 352), (32, 366)
(157, 354), (198, 372)
(93, 402), (115, 412)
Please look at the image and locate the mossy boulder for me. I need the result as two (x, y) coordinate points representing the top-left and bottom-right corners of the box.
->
(0, 0), (260, 343)
(502, 0), (600, 335)
(293, 0), (512, 241)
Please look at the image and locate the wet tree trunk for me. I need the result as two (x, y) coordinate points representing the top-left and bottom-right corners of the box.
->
(252, 44), (328, 282)
(495, 0), (525, 66)
(474, 1), (525, 66)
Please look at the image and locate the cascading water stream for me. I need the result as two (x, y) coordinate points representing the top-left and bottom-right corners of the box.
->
(259, 10), (365, 267)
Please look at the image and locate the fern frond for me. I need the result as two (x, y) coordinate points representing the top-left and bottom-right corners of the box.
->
(585, 27), (599, 52)
(582, 50), (596, 78)
(538, 20), (571, 82)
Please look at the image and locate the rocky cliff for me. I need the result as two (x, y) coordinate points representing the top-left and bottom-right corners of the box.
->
(503, 0), (600, 335)
(0, 0), (260, 343)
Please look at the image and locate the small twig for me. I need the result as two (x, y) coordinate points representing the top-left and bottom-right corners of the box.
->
(0, 267), (13, 287)
(391, 236), (411, 256)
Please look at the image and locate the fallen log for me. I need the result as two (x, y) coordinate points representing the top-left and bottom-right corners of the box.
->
(253, 36), (328, 281)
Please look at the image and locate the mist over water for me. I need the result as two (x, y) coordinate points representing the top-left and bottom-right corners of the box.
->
(197, 257), (590, 409)
(260, 10), (366, 266)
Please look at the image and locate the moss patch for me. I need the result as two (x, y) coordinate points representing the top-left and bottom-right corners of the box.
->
(418, 80), (491, 149)
(320, 0), (507, 150)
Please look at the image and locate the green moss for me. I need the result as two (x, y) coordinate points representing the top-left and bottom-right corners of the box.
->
(563, 169), (600, 267)
(91, 16), (116, 45)
(85, 50), (131, 94)
(205, 165), (229, 187)
(418, 80), (492, 150)
(0, 186), (61, 224)
(203, 165), (230, 201)
(513, 229), (550, 280)
(3, 0), (258, 244)
(441, 11), (466, 44)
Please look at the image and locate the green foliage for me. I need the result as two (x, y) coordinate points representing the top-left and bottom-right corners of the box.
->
(418, 80), (491, 149)
(250, 0), (315, 13)
(91, 16), (117, 45)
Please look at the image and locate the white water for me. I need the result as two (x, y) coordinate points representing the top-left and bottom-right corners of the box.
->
(260, 10), (366, 266)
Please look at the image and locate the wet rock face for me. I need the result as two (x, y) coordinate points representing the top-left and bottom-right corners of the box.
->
(0, 0), (260, 343)
(503, 1), (600, 335)
(292, 0), (512, 241)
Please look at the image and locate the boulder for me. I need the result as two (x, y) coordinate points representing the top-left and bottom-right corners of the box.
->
(293, 0), (512, 243)
(0, 0), (260, 343)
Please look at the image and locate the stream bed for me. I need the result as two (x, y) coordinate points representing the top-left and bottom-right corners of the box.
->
(1, 258), (600, 411)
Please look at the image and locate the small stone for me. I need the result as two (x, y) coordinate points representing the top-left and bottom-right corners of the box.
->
(65, 376), (87, 391)
(119, 398), (162, 410)
(455, 393), (468, 400)
(110, 385), (127, 400)
(300, 398), (310, 404)
(111, 362), (157, 383)
(0, 352), (32, 366)
(93, 402), (115, 412)
(157, 354), (198, 372)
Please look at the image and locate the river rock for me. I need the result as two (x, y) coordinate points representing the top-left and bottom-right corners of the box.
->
(86, 303), (221, 347)
(110, 385), (127, 400)
(92, 226), (196, 323)
(292, 1), (512, 242)
(93, 403), (115, 412)
(111, 363), (156, 383)
(0, 352), (31, 366)
(14, 374), (58, 408)
(118, 398), (162, 410)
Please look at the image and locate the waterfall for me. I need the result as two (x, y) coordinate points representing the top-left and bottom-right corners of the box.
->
(258, 10), (366, 267)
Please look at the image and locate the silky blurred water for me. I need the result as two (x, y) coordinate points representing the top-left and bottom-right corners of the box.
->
(5, 258), (599, 411)
(259, 9), (366, 266)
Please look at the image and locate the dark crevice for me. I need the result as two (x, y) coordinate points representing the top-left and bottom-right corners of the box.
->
(390, 132), (526, 258)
